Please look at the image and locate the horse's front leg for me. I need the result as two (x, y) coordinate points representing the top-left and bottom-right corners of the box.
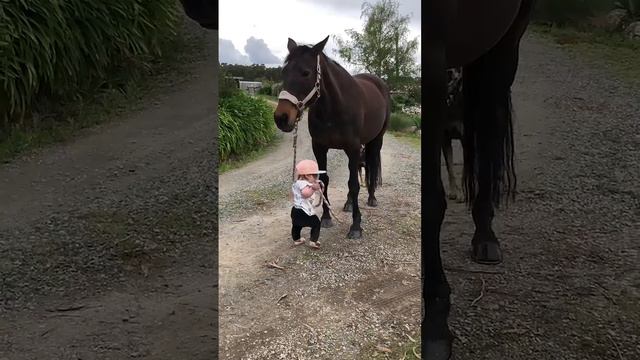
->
(312, 141), (333, 228)
(423, 20), (453, 359)
(345, 147), (362, 239)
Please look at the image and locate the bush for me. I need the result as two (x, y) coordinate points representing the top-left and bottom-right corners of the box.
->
(258, 83), (272, 96)
(219, 67), (241, 99)
(389, 112), (420, 132)
(0, 0), (180, 129)
(219, 91), (276, 162)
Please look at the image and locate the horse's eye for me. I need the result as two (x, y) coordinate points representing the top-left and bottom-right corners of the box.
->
(301, 70), (310, 77)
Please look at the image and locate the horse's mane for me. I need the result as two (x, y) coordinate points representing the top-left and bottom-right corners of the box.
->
(284, 45), (349, 75)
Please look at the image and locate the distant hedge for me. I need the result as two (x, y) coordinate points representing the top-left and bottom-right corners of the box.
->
(219, 91), (276, 162)
(0, 0), (180, 128)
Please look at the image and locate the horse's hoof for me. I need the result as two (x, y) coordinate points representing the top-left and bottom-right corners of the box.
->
(471, 238), (503, 265)
(321, 218), (334, 228)
(424, 339), (452, 360)
(343, 202), (353, 212)
(347, 228), (362, 239)
(367, 198), (378, 207)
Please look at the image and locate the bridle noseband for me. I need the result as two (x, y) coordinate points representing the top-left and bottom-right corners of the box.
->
(277, 55), (322, 121)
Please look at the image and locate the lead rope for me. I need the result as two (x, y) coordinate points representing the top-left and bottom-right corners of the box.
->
(290, 120), (341, 224)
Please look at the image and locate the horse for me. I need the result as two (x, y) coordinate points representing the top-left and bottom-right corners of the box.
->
(423, 0), (535, 358)
(273, 36), (391, 239)
(443, 68), (464, 202)
(179, 0), (217, 29)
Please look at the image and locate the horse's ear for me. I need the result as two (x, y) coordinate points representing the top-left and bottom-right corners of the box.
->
(311, 35), (330, 54)
(287, 38), (298, 53)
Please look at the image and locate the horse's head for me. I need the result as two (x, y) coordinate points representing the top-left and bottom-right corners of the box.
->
(274, 36), (329, 132)
(180, 0), (217, 29)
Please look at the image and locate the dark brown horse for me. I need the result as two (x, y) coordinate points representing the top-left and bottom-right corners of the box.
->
(423, 0), (535, 358)
(179, 0), (217, 29)
(273, 37), (391, 239)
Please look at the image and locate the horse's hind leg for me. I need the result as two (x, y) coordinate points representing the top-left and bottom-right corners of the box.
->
(463, 4), (530, 265)
(312, 141), (333, 228)
(364, 133), (384, 207)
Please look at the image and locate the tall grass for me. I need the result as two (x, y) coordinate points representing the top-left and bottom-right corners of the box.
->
(219, 91), (276, 162)
(0, 0), (180, 132)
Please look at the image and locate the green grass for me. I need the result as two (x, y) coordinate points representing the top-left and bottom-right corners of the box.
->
(389, 112), (421, 132)
(257, 94), (278, 103)
(0, 21), (208, 163)
(391, 131), (421, 150)
(219, 93), (278, 170)
(531, 24), (640, 85)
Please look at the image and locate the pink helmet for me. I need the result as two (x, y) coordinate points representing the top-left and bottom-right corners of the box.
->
(295, 159), (327, 176)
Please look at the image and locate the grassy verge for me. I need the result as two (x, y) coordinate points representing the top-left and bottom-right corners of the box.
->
(0, 20), (208, 163)
(391, 131), (421, 150)
(219, 97), (279, 173)
(219, 92), (278, 171)
(531, 24), (640, 85)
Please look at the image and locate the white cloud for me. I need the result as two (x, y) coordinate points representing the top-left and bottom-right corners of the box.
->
(219, 38), (250, 65)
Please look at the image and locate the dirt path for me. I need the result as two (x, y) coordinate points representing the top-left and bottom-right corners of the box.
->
(219, 109), (422, 359)
(0, 25), (218, 360)
(219, 32), (639, 359)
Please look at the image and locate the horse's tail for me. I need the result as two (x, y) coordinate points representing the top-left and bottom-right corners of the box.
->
(364, 138), (383, 191)
(357, 73), (389, 192)
(461, 65), (517, 209)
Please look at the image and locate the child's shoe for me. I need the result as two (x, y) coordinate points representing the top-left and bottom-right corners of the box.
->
(293, 237), (306, 246)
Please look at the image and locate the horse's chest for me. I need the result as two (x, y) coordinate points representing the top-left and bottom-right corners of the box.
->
(308, 119), (353, 149)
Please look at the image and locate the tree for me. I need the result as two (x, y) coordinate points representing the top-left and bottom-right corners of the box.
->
(334, 0), (418, 89)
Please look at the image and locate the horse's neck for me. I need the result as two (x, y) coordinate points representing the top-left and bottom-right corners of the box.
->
(314, 56), (356, 114)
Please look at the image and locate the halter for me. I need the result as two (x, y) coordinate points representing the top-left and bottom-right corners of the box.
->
(277, 55), (322, 121)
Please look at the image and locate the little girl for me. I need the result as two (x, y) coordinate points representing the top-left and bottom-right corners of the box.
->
(291, 159), (326, 249)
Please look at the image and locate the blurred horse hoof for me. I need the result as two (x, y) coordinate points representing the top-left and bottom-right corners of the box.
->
(321, 218), (334, 228)
(347, 228), (362, 239)
(343, 202), (353, 212)
(471, 233), (503, 265)
(424, 339), (452, 360)
(367, 197), (378, 207)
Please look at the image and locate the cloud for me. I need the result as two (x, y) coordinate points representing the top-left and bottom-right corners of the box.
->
(219, 38), (250, 65)
(244, 37), (282, 65)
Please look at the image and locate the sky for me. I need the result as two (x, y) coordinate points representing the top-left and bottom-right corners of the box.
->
(219, 0), (421, 72)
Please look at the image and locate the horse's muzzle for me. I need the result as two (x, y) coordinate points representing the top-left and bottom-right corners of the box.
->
(274, 112), (295, 132)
